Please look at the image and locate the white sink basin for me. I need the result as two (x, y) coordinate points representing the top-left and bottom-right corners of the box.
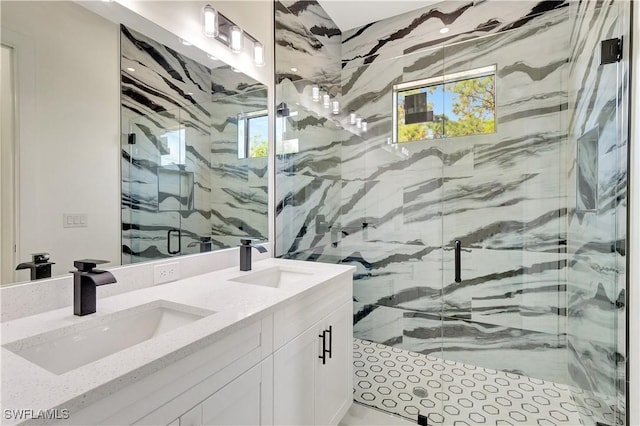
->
(230, 266), (314, 288)
(4, 300), (214, 375)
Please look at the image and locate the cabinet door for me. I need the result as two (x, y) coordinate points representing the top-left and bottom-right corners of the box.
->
(314, 302), (353, 426)
(202, 357), (273, 426)
(273, 325), (319, 425)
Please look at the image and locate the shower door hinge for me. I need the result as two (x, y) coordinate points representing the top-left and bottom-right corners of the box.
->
(600, 37), (623, 65)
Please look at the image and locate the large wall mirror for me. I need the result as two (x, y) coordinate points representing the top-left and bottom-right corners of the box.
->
(0, 1), (269, 285)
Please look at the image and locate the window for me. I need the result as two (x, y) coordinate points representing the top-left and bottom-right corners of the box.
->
(393, 65), (496, 143)
(160, 128), (186, 165)
(238, 110), (268, 158)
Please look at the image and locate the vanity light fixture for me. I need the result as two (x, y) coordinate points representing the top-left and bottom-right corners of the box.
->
(202, 4), (219, 38)
(361, 120), (368, 131)
(312, 85), (320, 102)
(230, 26), (243, 53)
(356, 117), (362, 129)
(204, 7), (265, 67)
(253, 41), (265, 67)
(349, 111), (357, 125)
(440, 27), (450, 34)
(323, 93), (331, 109)
(332, 100), (340, 115)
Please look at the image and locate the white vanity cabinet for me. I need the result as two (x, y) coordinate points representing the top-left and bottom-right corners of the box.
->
(273, 301), (352, 426)
(272, 275), (353, 426)
(42, 264), (353, 426)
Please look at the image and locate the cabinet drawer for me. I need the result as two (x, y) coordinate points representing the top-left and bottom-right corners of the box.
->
(273, 274), (351, 349)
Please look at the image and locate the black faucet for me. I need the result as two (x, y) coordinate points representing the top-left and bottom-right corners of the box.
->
(239, 239), (268, 271)
(188, 236), (213, 253)
(16, 253), (55, 280)
(72, 259), (117, 316)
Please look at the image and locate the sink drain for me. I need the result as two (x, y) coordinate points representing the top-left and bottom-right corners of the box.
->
(413, 387), (428, 398)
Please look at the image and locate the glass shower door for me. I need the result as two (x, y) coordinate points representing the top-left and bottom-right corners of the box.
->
(124, 107), (185, 263)
(439, 16), (571, 425)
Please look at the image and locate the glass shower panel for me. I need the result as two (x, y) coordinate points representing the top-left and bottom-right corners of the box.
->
(175, 97), (213, 257)
(275, 78), (344, 263)
(209, 90), (270, 250)
(566, 2), (627, 424)
(125, 107), (183, 262)
(440, 14), (571, 424)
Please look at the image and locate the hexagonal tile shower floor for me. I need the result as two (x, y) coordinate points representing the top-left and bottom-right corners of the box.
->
(352, 339), (622, 425)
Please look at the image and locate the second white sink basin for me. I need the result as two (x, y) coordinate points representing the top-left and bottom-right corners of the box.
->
(4, 300), (214, 375)
(230, 266), (314, 288)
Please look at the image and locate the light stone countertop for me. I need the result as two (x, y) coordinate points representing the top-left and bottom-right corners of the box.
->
(0, 258), (354, 424)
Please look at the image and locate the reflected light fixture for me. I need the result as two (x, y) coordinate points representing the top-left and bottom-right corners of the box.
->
(208, 54), (218, 61)
(440, 27), (450, 34)
(361, 120), (368, 131)
(312, 85), (320, 102)
(332, 100), (340, 115)
(126, 67), (135, 72)
(253, 41), (265, 66)
(230, 26), (243, 53)
(323, 93), (331, 109)
(349, 111), (357, 125)
(180, 38), (192, 46)
(356, 117), (362, 129)
(202, 4), (219, 38)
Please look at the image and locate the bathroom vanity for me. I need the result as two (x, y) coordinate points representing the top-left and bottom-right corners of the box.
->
(1, 259), (354, 425)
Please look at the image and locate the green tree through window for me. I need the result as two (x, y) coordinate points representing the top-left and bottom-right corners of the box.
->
(395, 67), (496, 142)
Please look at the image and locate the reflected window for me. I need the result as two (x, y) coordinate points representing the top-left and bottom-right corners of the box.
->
(393, 65), (496, 143)
(160, 128), (186, 165)
(238, 110), (268, 158)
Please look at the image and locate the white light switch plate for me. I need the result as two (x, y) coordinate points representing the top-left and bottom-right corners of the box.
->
(63, 213), (88, 228)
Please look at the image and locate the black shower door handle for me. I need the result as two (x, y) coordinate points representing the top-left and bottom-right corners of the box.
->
(167, 229), (182, 255)
(454, 240), (461, 283)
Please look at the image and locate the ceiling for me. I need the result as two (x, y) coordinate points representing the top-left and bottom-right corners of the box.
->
(317, 0), (443, 32)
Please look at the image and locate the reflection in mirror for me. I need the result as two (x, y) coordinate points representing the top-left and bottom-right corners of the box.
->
(0, 2), (269, 285)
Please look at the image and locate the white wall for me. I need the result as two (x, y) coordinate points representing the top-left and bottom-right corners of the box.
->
(1, 45), (17, 283)
(1, 2), (121, 281)
(630, 2), (639, 424)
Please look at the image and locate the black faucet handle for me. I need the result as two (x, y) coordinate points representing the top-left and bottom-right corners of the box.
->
(73, 259), (109, 272)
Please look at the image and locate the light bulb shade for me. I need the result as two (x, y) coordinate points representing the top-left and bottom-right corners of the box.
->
(361, 120), (367, 131)
(253, 41), (265, 66)
(332, 100), (340, 115)
(349, 112), (357, 125)
(312, 86), (320, 102)
(323, 93), (330, 108)
(202, 5), (218, 38)
(230, 26), (243, 53)
(356, 117), (362, 129)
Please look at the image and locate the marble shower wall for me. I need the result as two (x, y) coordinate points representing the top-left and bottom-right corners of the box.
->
(275, 0), (346, 258)
(566, 1), (628, 422)
(121, 25), (267, 263)
(340, 1), (571, 385)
